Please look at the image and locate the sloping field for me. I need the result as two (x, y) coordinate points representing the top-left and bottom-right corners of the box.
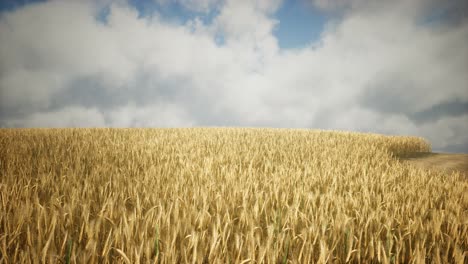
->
(0, 128), (467, 263)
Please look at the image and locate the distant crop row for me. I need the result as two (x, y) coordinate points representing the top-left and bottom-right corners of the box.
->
(0, 128), (466, 263)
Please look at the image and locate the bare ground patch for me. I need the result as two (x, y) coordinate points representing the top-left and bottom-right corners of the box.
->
(397, 152), (468, 179)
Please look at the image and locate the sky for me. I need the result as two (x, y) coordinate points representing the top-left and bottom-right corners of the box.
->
(0, 0), (467, 153)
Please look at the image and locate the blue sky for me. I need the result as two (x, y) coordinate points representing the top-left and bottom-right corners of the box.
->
(128, 0), (329, 49)
(0, 0), (328, 49)
(274, 1), (327, 49)
(0, 0), (45, 12)
(0, 0), (467, 153)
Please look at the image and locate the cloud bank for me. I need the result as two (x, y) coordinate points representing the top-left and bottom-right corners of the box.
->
(0, 0), (467, 152)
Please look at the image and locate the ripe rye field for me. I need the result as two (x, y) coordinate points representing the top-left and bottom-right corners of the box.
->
(0, 128), (467, 263)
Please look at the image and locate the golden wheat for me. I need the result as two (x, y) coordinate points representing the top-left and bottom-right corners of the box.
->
(0, 128), (466, 263)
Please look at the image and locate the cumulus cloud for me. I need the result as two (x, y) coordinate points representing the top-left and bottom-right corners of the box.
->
(4, 107), (106, 128)
(0, 0), (467, 152)
(106, 102), (195, 127)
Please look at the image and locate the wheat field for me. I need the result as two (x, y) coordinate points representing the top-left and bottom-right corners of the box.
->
(0, 128), (467, 263)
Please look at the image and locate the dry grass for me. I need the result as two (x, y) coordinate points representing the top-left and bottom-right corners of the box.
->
(0, 127), (466, 263)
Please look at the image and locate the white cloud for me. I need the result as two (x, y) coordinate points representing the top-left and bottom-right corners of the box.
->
(154, 0), (282, 14)
(0, 69), (66, 110)
(106, 102), (195, 127)
(4, 107), (106, 127)
(418, 114), (468, 151)
(0, 0), (467, 152)
(210, 0), (280, 71)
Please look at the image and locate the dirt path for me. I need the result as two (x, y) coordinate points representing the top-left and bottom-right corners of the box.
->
(396, 152), (468, 179)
